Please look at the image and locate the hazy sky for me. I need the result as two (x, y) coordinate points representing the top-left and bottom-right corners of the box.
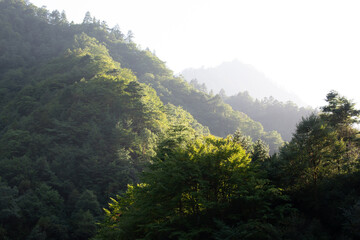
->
(31, 0), (360, 108)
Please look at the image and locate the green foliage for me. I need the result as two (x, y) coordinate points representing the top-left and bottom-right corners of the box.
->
(97, 135), (293, 239)
(232, 129), (253, 154)
(251, 139), (270, 163)
(70, 210), (97, 240)
(138, 74), (284, 153)
(343, 199), (360, 238)
(281, 114), (344, 188)
(190, 78), (208, 93)
(267, 91), (360, 239)
(321, 90), (360, 127)
(164, 103), (210, 136)
(0, 180), (20, 240)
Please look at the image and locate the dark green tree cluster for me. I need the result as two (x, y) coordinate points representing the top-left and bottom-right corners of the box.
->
(0, 33), (174, 239)
(267, 90), (360, 239)
(232, 129), (270, 163)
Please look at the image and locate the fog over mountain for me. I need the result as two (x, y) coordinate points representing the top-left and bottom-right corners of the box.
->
(182, 60), (307, 106)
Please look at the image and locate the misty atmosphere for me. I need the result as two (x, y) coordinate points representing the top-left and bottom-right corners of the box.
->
(182, 60), (306, 106)
(1, 0), (360, 239)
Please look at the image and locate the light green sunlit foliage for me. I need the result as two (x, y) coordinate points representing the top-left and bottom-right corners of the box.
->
(97, 135), (292, 239)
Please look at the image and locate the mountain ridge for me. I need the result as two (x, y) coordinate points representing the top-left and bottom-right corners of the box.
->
(182, 59), (308, 107)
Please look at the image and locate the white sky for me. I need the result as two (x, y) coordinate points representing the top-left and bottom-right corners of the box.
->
(30, 0), (360, 108)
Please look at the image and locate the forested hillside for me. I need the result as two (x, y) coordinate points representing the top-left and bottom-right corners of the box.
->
(0, 0), (283, 151)
(189, 79), (313, 141)
(138, 74), (283, 152)
(1, 1), (360, 240)
(0, 0), (280, 239)
(97, 92), (360, 240)
(224, 92), (313, 141)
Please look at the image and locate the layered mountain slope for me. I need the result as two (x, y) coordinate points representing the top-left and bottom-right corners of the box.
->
(0, 0), (283, 151)
(138, 74), (283, 151)
(225, 92), (313, 141)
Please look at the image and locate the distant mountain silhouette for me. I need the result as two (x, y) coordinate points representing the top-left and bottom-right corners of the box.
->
(181, 60), (307, 106)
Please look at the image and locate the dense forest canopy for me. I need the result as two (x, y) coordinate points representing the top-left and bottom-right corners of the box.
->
(1, 0), (360, 239)
(97, 91), (360, 240)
